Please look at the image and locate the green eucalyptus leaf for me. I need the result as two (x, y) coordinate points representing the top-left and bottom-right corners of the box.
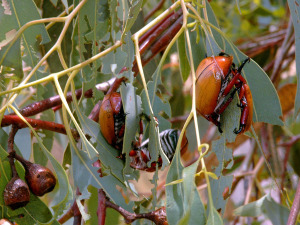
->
(210, 175), (233, 214)
(206, 207), (223, 225)
(121, 0), (143, 41)
(235, 193), (290, 225)
(211, 137), (233, 177)
(205, 0), (225, 50)
(177, 32), (190, 81)
(180, 162), (206, 225)
(287, 0), (300, 118)
(224, 43), (283, 126)
(166, 144), (184, 225)
(0, 0), (50, 76)
(120, 83), (142, 174)
(0, 39), (22, 76)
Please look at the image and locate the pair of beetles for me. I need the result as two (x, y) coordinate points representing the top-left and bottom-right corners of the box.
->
(99, 53), (253, 170)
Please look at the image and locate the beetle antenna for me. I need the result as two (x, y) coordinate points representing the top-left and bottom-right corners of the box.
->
(237, 57), (250, 72)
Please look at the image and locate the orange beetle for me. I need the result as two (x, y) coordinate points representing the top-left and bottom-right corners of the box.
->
(195, 53), (253, 134)
(99, 92), (125, 150)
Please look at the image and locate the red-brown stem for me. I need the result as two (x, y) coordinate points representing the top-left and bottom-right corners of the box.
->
(7, 125), (19, 178)
(222, 176), (242, 200)
(279, 134), (300, 147)
(58, 207), (74, 224)
(144, 0), (166, 22)
(58, 189), (83, 225)
(7, 125), (18, 154)
(132, 10), (183, 74)
(149, 14), (183, 56)
(12, 152), (33, 167)
(139, 9), (182, 56)
(88, 100), (102, 122)
(1, 115), (80, 141)
(132, 14), (183, 74)
(73, 199), (82, 225)
(97, 189), (107, 225)
(105, 201), (167, 225)
(281, 146), (291, 193)
(139, 10), (175, 44)
(8, 78), (115, 119)
(287, 180), (300, 225)
(106, 77), (126, 95)
(10, 89), (83, 117)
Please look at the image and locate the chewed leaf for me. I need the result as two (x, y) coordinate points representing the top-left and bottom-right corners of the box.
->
(121, 0), (143, 41)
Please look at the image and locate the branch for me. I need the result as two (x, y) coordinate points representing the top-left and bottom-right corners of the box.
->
(287, 180), (300, 225)
(106, 200), (168, 225)
(144, 0), (166, 22)
(97, 189), (107, 225)
(1, 115), (80, 141)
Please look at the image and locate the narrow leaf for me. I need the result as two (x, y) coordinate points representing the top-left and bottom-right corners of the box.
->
(287, 0), (300, 118)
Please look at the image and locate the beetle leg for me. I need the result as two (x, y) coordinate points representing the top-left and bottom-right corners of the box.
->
(215, 85), (240, 116)
(205, 113), (223, 133)
(234, 85), (250, 134)
(221, 70), (244, 97)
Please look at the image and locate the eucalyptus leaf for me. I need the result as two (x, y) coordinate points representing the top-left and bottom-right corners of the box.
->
(177, 32), (191, 81)
(120, 83), (142, 174)
(121, 0), (143, 41)
(287, 0), (300, 118)
(209, 175), (233, 215)
(206, 207), (223, 225)
(166, 145), (184, 225)
(234, 193), (291, 225)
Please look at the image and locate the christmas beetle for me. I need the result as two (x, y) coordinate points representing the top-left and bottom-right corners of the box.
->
(129, 129), (180, 172)
(99, 92), (126, 150)
(195, 53), (253, 134)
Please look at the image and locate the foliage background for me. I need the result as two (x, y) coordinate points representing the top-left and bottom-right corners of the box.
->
(0, 0), (299, 224)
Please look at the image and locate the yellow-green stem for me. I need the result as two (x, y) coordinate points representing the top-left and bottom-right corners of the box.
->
(180, 0), (215, 212)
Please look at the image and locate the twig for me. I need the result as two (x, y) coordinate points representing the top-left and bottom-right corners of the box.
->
(58, 189), (82, 225)
(8, 78), (115, 118)
(88, 100), (102, 122)
(270, 17), (294, 86)
(1, 115), (80, 141)
(7, 125), (19, 178)
(7, 125), (19, 154)
(106, 200), (167, 225)
(58, 206), (74, 224)
(73, 200), (82, 225)
(287, 180), (300, 225)
(278, 134), (300, 147)
(244, 157), (265, 205)
(144, 0), (166, 22)
(97, 189), (107, 225)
